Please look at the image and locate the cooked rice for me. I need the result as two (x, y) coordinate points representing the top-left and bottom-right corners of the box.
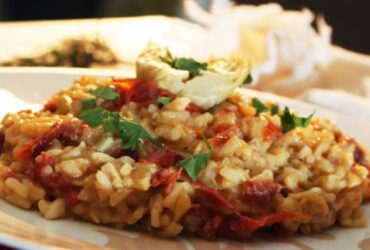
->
(0, 76), (369, 240)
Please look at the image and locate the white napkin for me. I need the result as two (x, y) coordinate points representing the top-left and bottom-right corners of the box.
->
(183, 2), (332, 86)
(300, 88), (370, 121)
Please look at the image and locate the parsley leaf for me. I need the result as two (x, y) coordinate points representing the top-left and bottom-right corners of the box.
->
(252, 97), (268, 115)
(281, 107), (314, 133)
(79, 107), (158, 150)
(179, 152), (210, 182)
(163, 57), (207, 78)
(178, 135), (212, 181)
(270, 104), (279, 115)
(251, 97), (280, 116)
(81, 98), (97, 110)
(243, 72), (253, 84)
(79, 107), (109, 128)
(152, 97), (173, 105)
(117, 119), (159, 150)
(90, 86), (119, 101)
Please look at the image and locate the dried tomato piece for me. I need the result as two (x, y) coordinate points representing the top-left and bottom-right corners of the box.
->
(196, 183), (239, 215)
(207, 124), (238, 147)
(199, 215), (224, 239)
(263, 121), (283, 140)
(140, 148), (179, 168)
(64, 188), (80, 207)
(28, 151), (55, 180)
(186, 102), (204, 113)
(151, 168), (182, 196)
(14, 121), (86, 161)
(240, 180), (282, 206)
(59, 122), (87, 146)
(353, 143), (369, 168)
(220, 212), (310, 240)
(0, 131), (5, 153)
(130, 80), (160, 103)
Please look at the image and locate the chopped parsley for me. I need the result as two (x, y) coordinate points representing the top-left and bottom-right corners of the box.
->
(79, 86), (158, 150)
(243, 72), (253, 84)
(251, 98), (313, 133)
(178, 134), (212, 181)
(79, 107), (109, 128)
(162, 57), (208, 78)
(90, 86), (119, 101)
(252, 97), (268, 115)
(152, 97), (173, 105)
(251, 97), (280, 116)
(270, 104), (279, 115)
(79, 107), (158, 150)
(280, 107), (314, 133)
(81, 98), (97, 110)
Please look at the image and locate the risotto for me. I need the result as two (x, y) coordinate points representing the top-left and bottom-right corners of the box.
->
(0, 46), (369, 240)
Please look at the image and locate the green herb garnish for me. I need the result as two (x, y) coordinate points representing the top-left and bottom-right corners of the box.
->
(90, 86), (119, 101)
(79, 107), (158, 150)
(252, 97), (268, 115)
(178, 134), (212, 181)
(152, 97), (173, 105)
(81, 98), (97, 110)
(251, 98), (313, 133)
(270, 104), (279, 115)
(79, 84), (159, 151)
(243, 72), (253, 84)
(79, 107), (109, 128)
(280, 107), (314, 133)
(162, 57), (208, 78)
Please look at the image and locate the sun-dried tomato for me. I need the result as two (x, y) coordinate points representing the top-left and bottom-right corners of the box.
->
(0, 131), (5, 153)
(240, 180), (282, 206)
(64, 188), (80, 207)
(196, 183), (238, 215)
(263, 121), (283, 140)
(187, 184), (310, 240)
(151, 168), (182, 196)
(186, 102), (204, 113)
(14, 121), (86, 161)
(353, 143), (369, 168)
(199, 215), (224, 239)
(140, 148), (180, 168)
(219, 212), (310, 240)
(111, 78), (177, 109)
(207, 124), (238, 147)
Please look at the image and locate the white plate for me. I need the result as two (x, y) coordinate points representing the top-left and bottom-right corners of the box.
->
(0, 68), (369, 250)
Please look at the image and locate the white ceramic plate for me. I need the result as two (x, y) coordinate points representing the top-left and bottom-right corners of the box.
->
(0, 68), (369, 250)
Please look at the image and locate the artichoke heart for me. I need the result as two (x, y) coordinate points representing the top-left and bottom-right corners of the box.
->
(136, 43), (251, 110)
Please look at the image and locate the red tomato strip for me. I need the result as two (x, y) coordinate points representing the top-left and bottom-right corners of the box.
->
(189, 183), (310, 239)
(139, 148), (179, 168)
(263, 121), (283, 140)
(14, 121), (85, 161)
(186, 102), (204, 113)
(151, 168), (183, 196)
(240, 180), (282, 206)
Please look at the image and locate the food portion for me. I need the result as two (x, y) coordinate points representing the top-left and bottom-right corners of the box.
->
(0, 38), (120, 68)
(0, 45), (369, 240)
(136, 43), (252, 110)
